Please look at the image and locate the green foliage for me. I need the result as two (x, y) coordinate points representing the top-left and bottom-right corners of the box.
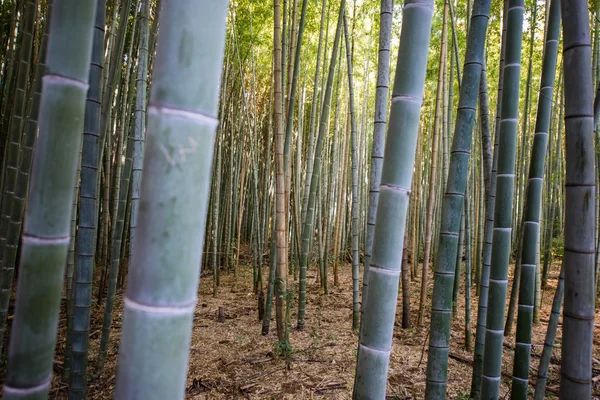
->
(551, 237), (564, 259)
(310, 327), (320, 342)
(273, 339), (295, 361)
(455, 391), (470, 400)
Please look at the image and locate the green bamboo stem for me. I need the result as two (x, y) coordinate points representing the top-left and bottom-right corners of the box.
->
(67, 1), (105, 395)
(512, 0), (537, 254)
(113, 2), (228, 398)
(353, 0), (433, 395)
(446, 0), (462, 85)
(425, 0), (491, 394)
(102, 0), (119, 99)
(100, 122), (111, 290)
(472, 64), (499, 397)
(98, 0), (132, 158)
(510, 0), (560, 396)
(504, 210), (525, 336)
(148, 0), (160, 63)
(0, 0), (38, 348)
(97, 0), (145, 371)
(98, 6), (138, 304)
(223, 132), (235, 274)
(2, 1), (97, 398)
(559, 0), (595, 396)
(443, 25), (451, 189)
(506, 0), (538, 335)
(417, 0), (446, 327)
(342, 12), (359, 331)
(464, 189), (472, 351)
(281, 0), (287, 112)
(283, 0), (307, 172)
(0, 0), (47, 361)
(317, 181), (325, 286)
(98, 126), (134, 369)
(541, 69), (562, 288)
(212, 123), (222, 296)
(361, 0), (392, 314)
(273, 0), (288, 341)
(297, 0), (345, 330)
(118, 173), (133, 289)
(452, 210), (465, 316)
(262, 206), (277, 336)
(411, 134), (423, 282)
(64, 166), (78, 382)
(480, 0), (524, 395)
(129, 0), (152, 261)
(533, 221), (541, 324)
(475, 79), (489, 292)
(474, 159), (484, 295)
(402, 203), (412, 328)
(301, 0), (327, 230)
(533, 262), (563, 399)
(595, 75), (600, 294)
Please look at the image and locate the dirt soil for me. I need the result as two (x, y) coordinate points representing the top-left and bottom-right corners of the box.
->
(10, 256), (600, 399)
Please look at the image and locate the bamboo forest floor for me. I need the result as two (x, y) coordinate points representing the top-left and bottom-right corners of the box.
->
(7, 254), (600, 399)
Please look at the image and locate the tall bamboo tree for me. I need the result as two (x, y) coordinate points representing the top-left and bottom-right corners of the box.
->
(464, 191), (472, 350)
(0, 0), (38, 352)
(425, 0), (491, 394)
(471, 3), (507, 395)
(273, 0), (288, 342)
(0, 0), (37, 270)
(130, 0), (152, 262)
(511, 0), (560, 396)
(297, 0), (345, 330)
(480, 0), (524, 396)
(99, 0), (132, 154)
(417, 0), (446, 327)
(301, 0), (327, 229)
(283, 0), (307, 169)
(2, 1), (97, 398)
(113, 1), (228, 398)
(284, 0), (309, 330)
(68, 1), (106, 394)
(352, 0), (433, 395)
(0, 0), (45, 357)
(98, 0), (147, 372)
(559, 0), (595, 396)
(342, 12), (360, 330)
(361, 0), (393, 313)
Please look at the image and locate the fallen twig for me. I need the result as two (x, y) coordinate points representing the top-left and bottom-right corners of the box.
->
(315, 382), (346, 393)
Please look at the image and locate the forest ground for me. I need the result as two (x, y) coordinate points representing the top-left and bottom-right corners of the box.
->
(10, 250), (600, 399)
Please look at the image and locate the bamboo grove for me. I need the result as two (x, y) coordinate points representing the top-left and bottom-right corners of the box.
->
(0, 0), (597, 398)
